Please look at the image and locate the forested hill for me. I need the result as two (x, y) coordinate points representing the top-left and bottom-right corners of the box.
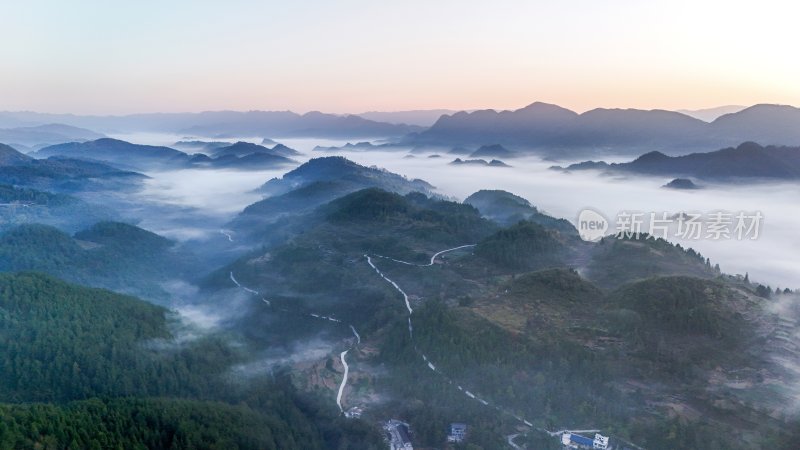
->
(0, 143), (144, 193)
(0, 222), (198, 300)
(257, 156), (434, 196)
(0, 272), (385, 449)
(0, 398), (316, 450)
(36, 138), (297, 171)
(232, 157), (439, 241)
(0, 184), (113, 233)
(465, 189), (577, 233)
(0, 272), (184, 401)
(206, 185), (799, 449)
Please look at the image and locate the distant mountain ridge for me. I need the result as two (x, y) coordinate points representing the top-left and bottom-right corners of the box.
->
(37, 138), (184, 162)
(677, 105), (746, 122)
(0, 110), (421, 139)
(0, 123), (104, 149)
(557, 142), (800, 180)
(449, 158), (510, 167)
(0, 143), (34, 165)
(469, 144), (517, 159)
(212, 141), (301, 158)
(0, 142), (144, 192)
(412, 102), (800, 155)
(357, 109), (460, 127)
(37, 138), (296, 171)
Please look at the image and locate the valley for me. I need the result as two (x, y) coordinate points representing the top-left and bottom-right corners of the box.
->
(6, 3), (800, 448)
(0, 120), (798, 450)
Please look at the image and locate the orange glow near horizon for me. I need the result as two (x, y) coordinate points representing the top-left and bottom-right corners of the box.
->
(0, 0), (798, 115)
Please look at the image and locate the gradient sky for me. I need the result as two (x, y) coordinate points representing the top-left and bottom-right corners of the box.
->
(1, 0), (798, 114)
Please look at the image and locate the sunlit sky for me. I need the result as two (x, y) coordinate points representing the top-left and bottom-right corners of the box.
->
(1, 0), (798, 115)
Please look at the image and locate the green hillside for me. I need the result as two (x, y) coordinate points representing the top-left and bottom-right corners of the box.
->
(0, 223), (196, 300)
(585, 234), (718, 288)
(0, 185), (111, 233)
(0, 272), (384, 449)
(0, 398), (316, 450)
(0, 272), (224, 401)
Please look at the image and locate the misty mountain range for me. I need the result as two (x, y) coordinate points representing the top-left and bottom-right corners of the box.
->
(0, 143), (144, 192)
(0, 144), (798, 448)
(0, 123), (104, 151)
(0, 110), (421, 139)
(556, 142), (800, 180)
(3, 103), (800, 159)
(35, 138), (297, 171)
(356, 109), (461, 127)
(411, 102), (800, 155)
(676, 105), (746, 122)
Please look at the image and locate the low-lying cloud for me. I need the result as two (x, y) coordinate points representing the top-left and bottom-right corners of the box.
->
(338, 149), (800, 289)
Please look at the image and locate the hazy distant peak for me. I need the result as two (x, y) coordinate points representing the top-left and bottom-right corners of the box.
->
(632, 150), (670, 163)
(735, 141), (765, 151)
(356, 109), (459, 127)
(713, 103), (800, 122)
(517, 101), (578, 116)
(18, 123), (103, 136)
(431, 101), (579, 128)
(580, 107), (704, 123)
(563, 141), (800, 179)
(470, 144), (517, 159)
(269, 143), (301, 155)
(211, 141), (269, 156)
(0, 142), (33, 165)
(224, 141), (265, 150)
(258, 156), (434, 196)
(677, 105), (746, 122)
(465, 189), (533, 208)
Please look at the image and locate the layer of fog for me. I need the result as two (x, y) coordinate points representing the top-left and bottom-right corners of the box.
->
(165, 280), (254, 331)
(230, 337), (337, 379)
(106, 131), (352, 154)
(108, 132), (798, 289)
(93, 133), (800, 414)
(764, 292), (800, 413)
(120, 135), (347, 240)
(338, 150), (800, 290)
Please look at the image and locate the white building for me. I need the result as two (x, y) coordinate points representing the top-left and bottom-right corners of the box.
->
(447, 423), (467, 443)
(593, 433), (609, 449)
(385, 420), (413, 450)
(560, 432), (609, 449)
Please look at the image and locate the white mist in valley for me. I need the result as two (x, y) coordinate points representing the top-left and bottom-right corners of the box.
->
(139, 168), (282, 215)
(338, 150), (800, 290)
(117, 131), (799, 289)
(116, 134), (354, 240)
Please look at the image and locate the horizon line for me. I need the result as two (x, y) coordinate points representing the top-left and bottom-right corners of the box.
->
(1, 102), (796, 119)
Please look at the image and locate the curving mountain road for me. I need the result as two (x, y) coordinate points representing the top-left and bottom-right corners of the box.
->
(372, 244), (476, 267)
(506, 433), (523, 450)
(219, 229), (234, 242)
(366, 255), (413, 314)
(365, 244), (548, 440)
(228, 242), (589, 443)
(336, 349), (350, 412)
(229, 271), (259, 295)
(229, 270), (360, 414)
